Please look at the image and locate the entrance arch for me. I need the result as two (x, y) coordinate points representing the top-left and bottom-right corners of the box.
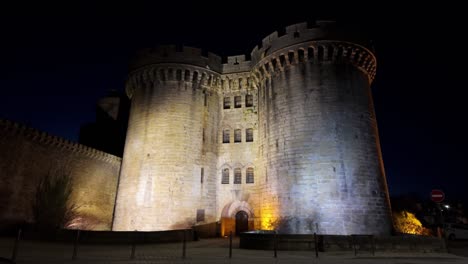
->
(220, 201), (254, 236)
(235, 211), (249, 235)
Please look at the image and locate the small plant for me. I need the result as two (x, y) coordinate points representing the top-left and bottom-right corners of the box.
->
(393, 210), (432, 236)
(31, 168), (79, 230)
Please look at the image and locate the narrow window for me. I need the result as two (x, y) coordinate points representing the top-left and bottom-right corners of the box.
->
(246, 128), (253, 142)
(279, 55), (286, 67)
(318, 46), (324, 61)
(272, 58), (278, 71)
(234, 168), (241, 184)
(202, 128), (205, 142)
(222, 168), (229, 184)
(176, 69), (182, 80)
(308, 47), (315, 60)
(288, 51), (295, 64)
(234, 129), (241, 143)
(337, 46), (344, 61)
(346, 47), (353, 58)
(327, 46), (334, 60)
(223, 97), (231, 109)
(201, 167), (204, 183)
(159, 69), (166, 81)
(246, 168), (254, 183)
(245, 94), (253, 107)
(204, 92), (208, 106)
(223, 129), (230, 143)
(168, 68), (174, 80)
(234, 96), (242, 108)
(196, 209), (205, 222)
(298, 49), (305, 62)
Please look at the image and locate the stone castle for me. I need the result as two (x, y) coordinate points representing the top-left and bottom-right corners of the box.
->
(0, 21), (392, 236)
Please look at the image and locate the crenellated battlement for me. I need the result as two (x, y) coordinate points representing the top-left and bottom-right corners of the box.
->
(0, 119), (122, 164)
(250, 20), (371, 65)
(126, 64), (223, 98)
(130, 45), (223, 73)
(250, 40), (377, 85)
(222, 55), (252, 73)
(129, 21), (376, 90)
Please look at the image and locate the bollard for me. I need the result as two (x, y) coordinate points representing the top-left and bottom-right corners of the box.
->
(352, 235), (357, 256)
(182, 230), (187, 259)
(130, 242), (136, 259)
(229, 231), (232, 258)
(371, 235), (375, 256)
(11, 228), (22, 261)
(72, 230), (80, 260)
(273, 231), (277, 258)
(314, 232), (318, 258)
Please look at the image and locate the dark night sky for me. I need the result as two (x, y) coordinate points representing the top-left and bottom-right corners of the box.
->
(1, 2), (467, 202)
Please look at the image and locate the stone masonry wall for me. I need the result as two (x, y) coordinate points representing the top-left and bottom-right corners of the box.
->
(114, 21), (392, 235)
(216, 72), (261, 235)
(0, 119), (121, 230)
(254, 40), (391, 235)
(113, 64), (221, 231)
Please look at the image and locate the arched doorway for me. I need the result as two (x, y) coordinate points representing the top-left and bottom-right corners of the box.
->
(235, 211), (249, 235)
(220, 201), (254, 236)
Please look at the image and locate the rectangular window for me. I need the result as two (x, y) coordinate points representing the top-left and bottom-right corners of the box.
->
(234, 168), (241, 184)
(234, 96), (242, 108)
(222, 168), (229, 184)
(196, 209), (205, 222)
(223, 97), (231, 109)
(246, 168), (254, 183)
(223, 129), (230, 143)
(245, 94), (253, 107)
(234, 129), (241, 143)
(246, 128), (253, 142)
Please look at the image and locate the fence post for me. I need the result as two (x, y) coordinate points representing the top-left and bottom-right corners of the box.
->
(11, 228), (22, 261)
(314, 232), (318, 258)
(352, 235), (357, 256)
(72, 230), (80, 260)
(182, 229), (187, 259)
(273, 231), (277, 258)
(371, 235), (375, 256)
(229, 231), (232, 258)
(130, 242), (136, 259)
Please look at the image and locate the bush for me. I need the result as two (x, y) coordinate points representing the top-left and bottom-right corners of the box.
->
(31, 169), (79, 230)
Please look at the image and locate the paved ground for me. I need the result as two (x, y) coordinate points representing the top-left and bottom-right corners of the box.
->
(447, 240), (468, 257)
(0, 237), (467, 264)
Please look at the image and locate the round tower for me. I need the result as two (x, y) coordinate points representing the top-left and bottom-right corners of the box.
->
(253, 21), (392, 235)
(112, 46), (222, 231)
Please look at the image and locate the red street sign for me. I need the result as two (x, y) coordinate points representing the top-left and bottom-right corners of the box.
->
(431, 189), (445, 203)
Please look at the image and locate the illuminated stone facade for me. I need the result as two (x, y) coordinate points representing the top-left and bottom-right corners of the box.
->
(112, 21), (393, 235)
(0, 21), (391, 235)
(0, 119), (121, 230)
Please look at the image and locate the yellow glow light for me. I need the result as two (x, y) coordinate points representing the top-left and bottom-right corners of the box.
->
(393, 210), (432, 236)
